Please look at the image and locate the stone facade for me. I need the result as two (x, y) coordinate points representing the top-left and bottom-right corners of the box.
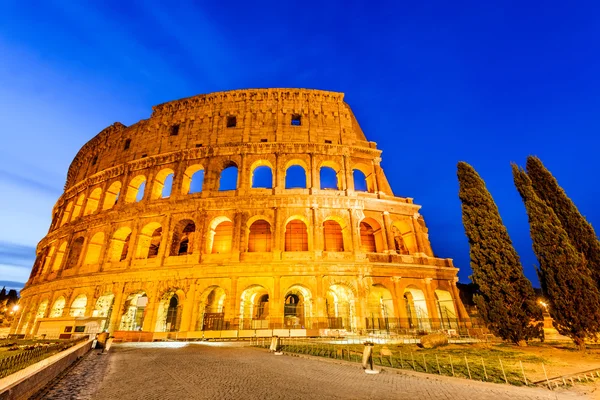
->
(13, 88), (469, 338)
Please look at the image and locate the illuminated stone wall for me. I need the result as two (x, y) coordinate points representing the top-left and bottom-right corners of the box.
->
(13, 88), (469, 337)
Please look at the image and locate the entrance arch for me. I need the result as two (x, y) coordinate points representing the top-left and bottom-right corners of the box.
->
(155, 291), (183, 332)
(197, 286), (227, 331)
(403, 286), (430, 330)
(366, 284), (396, 332)
(435, 289), (458, 329)
(326, 284), (355, 331)
(283, 285), (313, 329)
(119, 292), (147, 331)
(239, 285), (269, 329)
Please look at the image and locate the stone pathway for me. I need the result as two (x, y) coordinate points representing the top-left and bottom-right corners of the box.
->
(32, 349), (110, 400)
(37, 342), (586, 399)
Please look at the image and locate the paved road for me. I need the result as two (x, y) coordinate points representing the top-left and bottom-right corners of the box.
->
(38, 342), (584, 400)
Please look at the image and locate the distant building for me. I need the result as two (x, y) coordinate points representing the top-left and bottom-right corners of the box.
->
(13, 89), (469, 340)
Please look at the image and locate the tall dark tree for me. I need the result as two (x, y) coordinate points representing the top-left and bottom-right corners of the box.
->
(512, 164), (600, 350)
(526, 156), (600, 284)
(457, 162), (543, 344)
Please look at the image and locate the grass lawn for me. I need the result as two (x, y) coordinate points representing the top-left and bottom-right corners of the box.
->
(274, 339), (600, 386)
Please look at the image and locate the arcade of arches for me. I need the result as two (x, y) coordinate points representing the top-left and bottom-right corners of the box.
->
(13, 89), (470, 339)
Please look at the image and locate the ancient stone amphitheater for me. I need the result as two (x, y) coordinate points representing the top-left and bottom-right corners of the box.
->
(13, 88), (469, 340)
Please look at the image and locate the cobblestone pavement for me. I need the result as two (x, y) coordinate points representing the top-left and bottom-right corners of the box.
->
(39, 342), (586, 400)
(33, 349), (110, 400)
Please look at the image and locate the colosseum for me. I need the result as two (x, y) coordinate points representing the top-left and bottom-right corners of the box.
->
(12, 88), (469, 340)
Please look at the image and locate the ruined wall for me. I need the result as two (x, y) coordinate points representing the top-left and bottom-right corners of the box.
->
(15, 89), (468, 336)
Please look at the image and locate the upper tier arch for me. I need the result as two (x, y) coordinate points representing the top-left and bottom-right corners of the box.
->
(63, 89), (374, 190)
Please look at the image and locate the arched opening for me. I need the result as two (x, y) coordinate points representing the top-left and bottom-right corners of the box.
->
(41, 245), (55, 275)
(219, 163), (238, 191)
(60, 202), (73, 226)
(366, 284), (396, 332)
(283, 285), (313, 329)
(135, 223), (163, 259)
(151, 169), (175, 200)
(404, 286), (430, 330)
(170, 220), (196, 256)
(102, 181), (121, 210)
(148, 228), (162, 258)
(323, 220), (344, 252)
(248, 220), (272, 252)
(285, 165), (307, 189)
(326, 285), (355, 331)
(239, 285), (269, 329)
(108, 227), (132, 262)
(285, 219), (308, 251)
(84, 187), (102, 216)
(353, 164), (376, 193)
(435, 289), (458, 329)
(391, 221), (417, 254)
(353, 169), (368, 192)
(50, 297), (66, 318)
(359, 219), (384, 253)
(83, 232), (104, 264)
(182, 165), (204, 194)
(69, 294), (87, 317)
(71, 194), (85, 221)
(211, 220), (233, 254)
(34, 300), (49, 325)
(251, 165), (273, 189)
(119, 292), (147, 331)
(125, 175), (146, 203)
(51, 242), (67, 272)
(320, 166), (338, 190)
(65, 237), (85, 270)
(155, 292), (182, 332)
(197, 286), (227, 331)
(92, 293), (115, 331)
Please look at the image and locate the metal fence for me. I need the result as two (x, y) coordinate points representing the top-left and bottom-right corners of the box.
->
(193, 316), (481, 335)
(0, 337), (88, 379)
(251, 336), (570, 389)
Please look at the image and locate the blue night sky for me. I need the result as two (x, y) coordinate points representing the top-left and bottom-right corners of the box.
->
(1, 1), (599, 291)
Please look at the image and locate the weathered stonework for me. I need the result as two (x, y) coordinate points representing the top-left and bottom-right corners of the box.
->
(13, 88), (469, 339)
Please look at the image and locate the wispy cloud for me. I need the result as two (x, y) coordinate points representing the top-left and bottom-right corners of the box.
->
(0, 242), (36, 268)
(0, 169), (62, 197)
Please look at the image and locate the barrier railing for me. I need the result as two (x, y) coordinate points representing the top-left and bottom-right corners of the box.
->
(0, 337), (88, 379)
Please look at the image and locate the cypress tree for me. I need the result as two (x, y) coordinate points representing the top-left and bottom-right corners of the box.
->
(526, 156), (600, 284)
(457, 162), (543, 344)
(512, 164), (600, 350)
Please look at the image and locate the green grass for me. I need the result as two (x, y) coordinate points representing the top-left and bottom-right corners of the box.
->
(259, 340), (556, 386)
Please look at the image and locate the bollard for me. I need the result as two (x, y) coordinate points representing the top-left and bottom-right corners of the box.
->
(270, 336), (282, 355)
(362, 342), (379, 374)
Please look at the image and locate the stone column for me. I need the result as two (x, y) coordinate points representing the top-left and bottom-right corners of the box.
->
(315, 275), (327, 329)
(450, 278), (471, 326)
(143, 284), (160, 332)
(270, 276), (281, 328)
(343, 154), (353, 193)
(310, 153), (318, 192)
(347, 208), (359, 253)
(227, 277), (238, 328)
(371, 159), (380, 194)
(107, 283), (125, 333)
(393, 279), (409, 329)
(411, 216), (425, 254)
(424, 278), (441, 329)
(382, 211), (396, 254)
(179, 282), (196, 332)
